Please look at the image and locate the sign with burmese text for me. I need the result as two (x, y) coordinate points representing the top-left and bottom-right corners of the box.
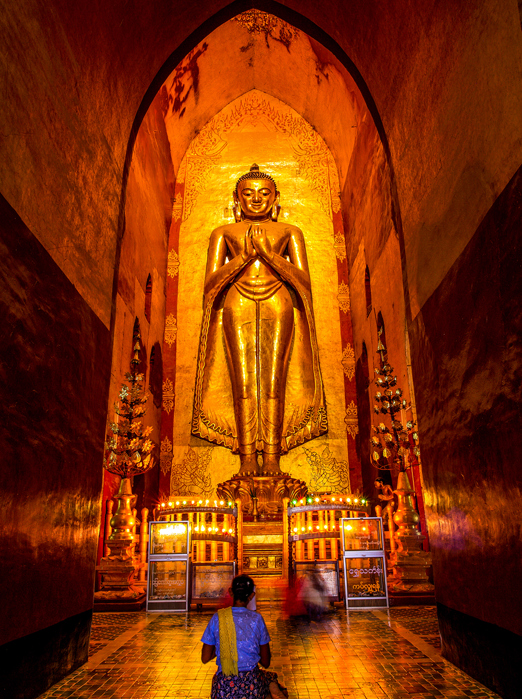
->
(345, 557), (386, 598)
(148, 560), (188, 600)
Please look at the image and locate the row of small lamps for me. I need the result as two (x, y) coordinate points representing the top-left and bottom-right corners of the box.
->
(160, 496), (368, 508)
(160, 499), (234, 508)
(292, 522), (370, 533)
(290, 495), (368, 506)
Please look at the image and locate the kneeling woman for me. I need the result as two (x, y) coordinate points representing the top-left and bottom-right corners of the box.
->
(201, 574), (286, 699)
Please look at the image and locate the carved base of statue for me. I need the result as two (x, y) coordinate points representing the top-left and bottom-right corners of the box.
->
(217, 473), (307, 517)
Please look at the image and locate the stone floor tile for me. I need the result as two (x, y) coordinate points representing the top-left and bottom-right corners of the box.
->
(36, 604), (501, 699)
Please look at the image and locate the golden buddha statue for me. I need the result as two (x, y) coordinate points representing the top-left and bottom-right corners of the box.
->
(192, 164), (327, 475)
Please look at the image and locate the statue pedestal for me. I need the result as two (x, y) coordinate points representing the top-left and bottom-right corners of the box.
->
(387, 471), (434, 598)
(94, 476), (145, 610)
(387, 548), (434, 594)
(217, 473), (307, 517)
(94, 541), (146, 610)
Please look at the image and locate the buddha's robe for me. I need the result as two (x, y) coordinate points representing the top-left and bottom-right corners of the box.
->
(192, 221), (327, 455)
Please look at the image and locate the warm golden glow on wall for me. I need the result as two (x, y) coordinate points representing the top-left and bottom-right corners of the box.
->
(165, 90), (354, 496)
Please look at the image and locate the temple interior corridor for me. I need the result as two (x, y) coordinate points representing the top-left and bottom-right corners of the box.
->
(37, 604), (499, 699)
(1, 1), (522, 698)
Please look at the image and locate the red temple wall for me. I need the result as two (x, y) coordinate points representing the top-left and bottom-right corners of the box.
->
(0, 2), (521, 697)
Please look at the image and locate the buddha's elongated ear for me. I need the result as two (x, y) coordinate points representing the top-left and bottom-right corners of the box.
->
(270, 192), (281, 222)
(232, 191), (243, 222)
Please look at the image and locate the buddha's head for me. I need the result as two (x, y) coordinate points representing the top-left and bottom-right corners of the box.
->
(233, 164), (280, 222)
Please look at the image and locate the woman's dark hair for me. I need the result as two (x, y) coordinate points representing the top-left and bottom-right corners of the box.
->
(231, 574), (255, 603)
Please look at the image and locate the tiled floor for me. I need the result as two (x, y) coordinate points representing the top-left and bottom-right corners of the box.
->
(38, 604), (499, 698)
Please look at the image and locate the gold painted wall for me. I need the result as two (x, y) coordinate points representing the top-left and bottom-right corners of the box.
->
(166, 90), (354, 497)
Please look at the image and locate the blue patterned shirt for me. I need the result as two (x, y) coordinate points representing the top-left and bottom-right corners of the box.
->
(201, 607), (271, 672)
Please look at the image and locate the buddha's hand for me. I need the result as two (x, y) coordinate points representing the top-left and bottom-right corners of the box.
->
(241, 226), (257, 262)
(251, 225), (273, 261)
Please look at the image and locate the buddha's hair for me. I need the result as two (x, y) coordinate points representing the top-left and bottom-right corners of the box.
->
(235, 163), (278, 194)
(231, 574), (255, 603)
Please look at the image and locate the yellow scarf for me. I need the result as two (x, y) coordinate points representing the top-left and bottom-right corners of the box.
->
(218, 607), (238, 676)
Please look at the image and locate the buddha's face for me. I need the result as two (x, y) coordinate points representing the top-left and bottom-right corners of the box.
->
(235, 178), (278, 220)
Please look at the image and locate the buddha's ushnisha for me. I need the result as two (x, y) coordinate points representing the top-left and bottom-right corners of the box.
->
(192, 164), (327, 474)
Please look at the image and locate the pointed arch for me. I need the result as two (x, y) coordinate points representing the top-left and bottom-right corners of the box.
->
(361, 341), (370, 389)
(111, 1), (408, 341)
(133, 316), (141, 340)
(145, 274), (152, 322)
(365, 266), (372, 316)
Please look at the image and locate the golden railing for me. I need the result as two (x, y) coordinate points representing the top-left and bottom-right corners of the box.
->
(286, 494), (370, 566)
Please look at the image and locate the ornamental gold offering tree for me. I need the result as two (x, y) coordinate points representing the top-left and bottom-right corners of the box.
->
(370, 328), (420, 474)
(105, 348), (155, 479)
(370, 329), (432, 593)
(96, 337), (157, 601)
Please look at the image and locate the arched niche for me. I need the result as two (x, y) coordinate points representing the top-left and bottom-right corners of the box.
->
(113, 10), (405, 505)
(161, 89), (361, 497)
